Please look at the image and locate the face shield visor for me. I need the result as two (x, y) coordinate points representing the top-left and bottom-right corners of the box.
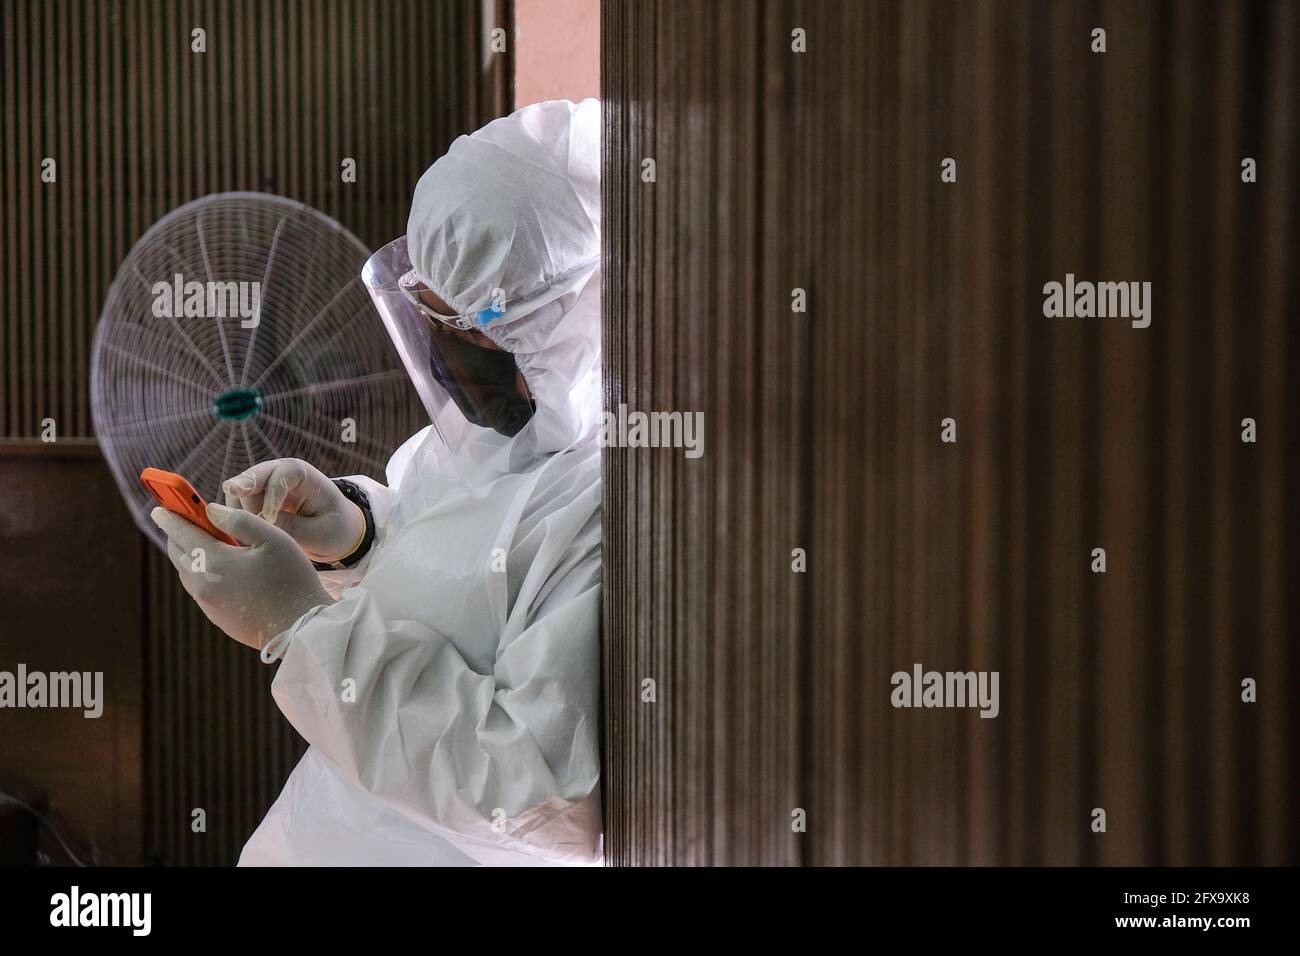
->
(363, 236), (536, 445)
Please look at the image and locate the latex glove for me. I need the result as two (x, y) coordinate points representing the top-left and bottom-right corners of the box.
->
(151, 502), (333, 651)
(222, 458), (365, 565)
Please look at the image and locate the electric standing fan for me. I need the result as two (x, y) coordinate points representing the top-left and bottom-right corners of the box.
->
(91, 192), (423, 551)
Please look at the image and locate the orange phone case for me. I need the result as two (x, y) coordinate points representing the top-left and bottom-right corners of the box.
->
(140, 467), (239, 546)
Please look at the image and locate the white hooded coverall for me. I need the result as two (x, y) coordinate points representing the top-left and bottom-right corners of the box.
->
(239, 99), (604, 867)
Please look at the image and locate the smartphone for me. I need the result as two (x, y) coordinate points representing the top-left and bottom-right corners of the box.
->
(139, 467), (239, 546)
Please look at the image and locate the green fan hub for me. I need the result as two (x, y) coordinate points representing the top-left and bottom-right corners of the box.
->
(211, 387), (264, 421)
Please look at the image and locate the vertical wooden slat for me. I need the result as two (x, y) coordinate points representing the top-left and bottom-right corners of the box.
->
(1160, 0), (1194, 864)
(28, 0), (43, 434)
(3, 5), (17, 424)
(962, 0), (994, 866)
(1001, 0), (1029, 865)
(1092, 0), (1149, 865)
(1209, 0), (1243, 865)
(1258, 0), (1298, 866)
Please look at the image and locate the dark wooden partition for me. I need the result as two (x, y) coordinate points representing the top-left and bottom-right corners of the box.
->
(601, 0), (1298, 865)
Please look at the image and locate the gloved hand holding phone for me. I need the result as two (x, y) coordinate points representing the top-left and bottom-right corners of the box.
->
(151, 503), (333, 651)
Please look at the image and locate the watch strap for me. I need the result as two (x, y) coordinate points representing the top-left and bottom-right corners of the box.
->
(312, 479), (376, 571)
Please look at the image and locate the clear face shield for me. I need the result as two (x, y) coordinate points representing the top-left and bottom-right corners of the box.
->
(362, 237), (537, 449)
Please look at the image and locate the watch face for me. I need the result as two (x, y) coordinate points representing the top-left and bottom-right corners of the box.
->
(332, 479), (365, 507)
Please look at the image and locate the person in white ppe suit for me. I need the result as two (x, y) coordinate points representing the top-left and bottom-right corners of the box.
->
(150, 99), (604, 866)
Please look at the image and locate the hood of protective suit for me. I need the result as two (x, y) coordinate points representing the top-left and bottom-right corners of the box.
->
(400, 97), (603, 459)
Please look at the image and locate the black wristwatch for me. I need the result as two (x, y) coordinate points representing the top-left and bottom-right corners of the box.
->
(312, 479), (377, 571)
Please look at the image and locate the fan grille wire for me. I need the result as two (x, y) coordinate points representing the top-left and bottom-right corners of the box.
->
(92, 193), (423, 551)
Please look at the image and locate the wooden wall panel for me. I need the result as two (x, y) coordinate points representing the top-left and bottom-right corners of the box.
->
(602, 0), (1298, 866)
(1, 0), (510, 865)
(0, 443), (143, 864)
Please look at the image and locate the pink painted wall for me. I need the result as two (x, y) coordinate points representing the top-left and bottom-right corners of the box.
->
(514, 0), (600, 107)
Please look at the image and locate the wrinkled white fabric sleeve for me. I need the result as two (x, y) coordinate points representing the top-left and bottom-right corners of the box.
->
(264, 578), (602, 866)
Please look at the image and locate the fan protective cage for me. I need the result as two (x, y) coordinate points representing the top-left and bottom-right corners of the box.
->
(92, 192), (423, 551)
